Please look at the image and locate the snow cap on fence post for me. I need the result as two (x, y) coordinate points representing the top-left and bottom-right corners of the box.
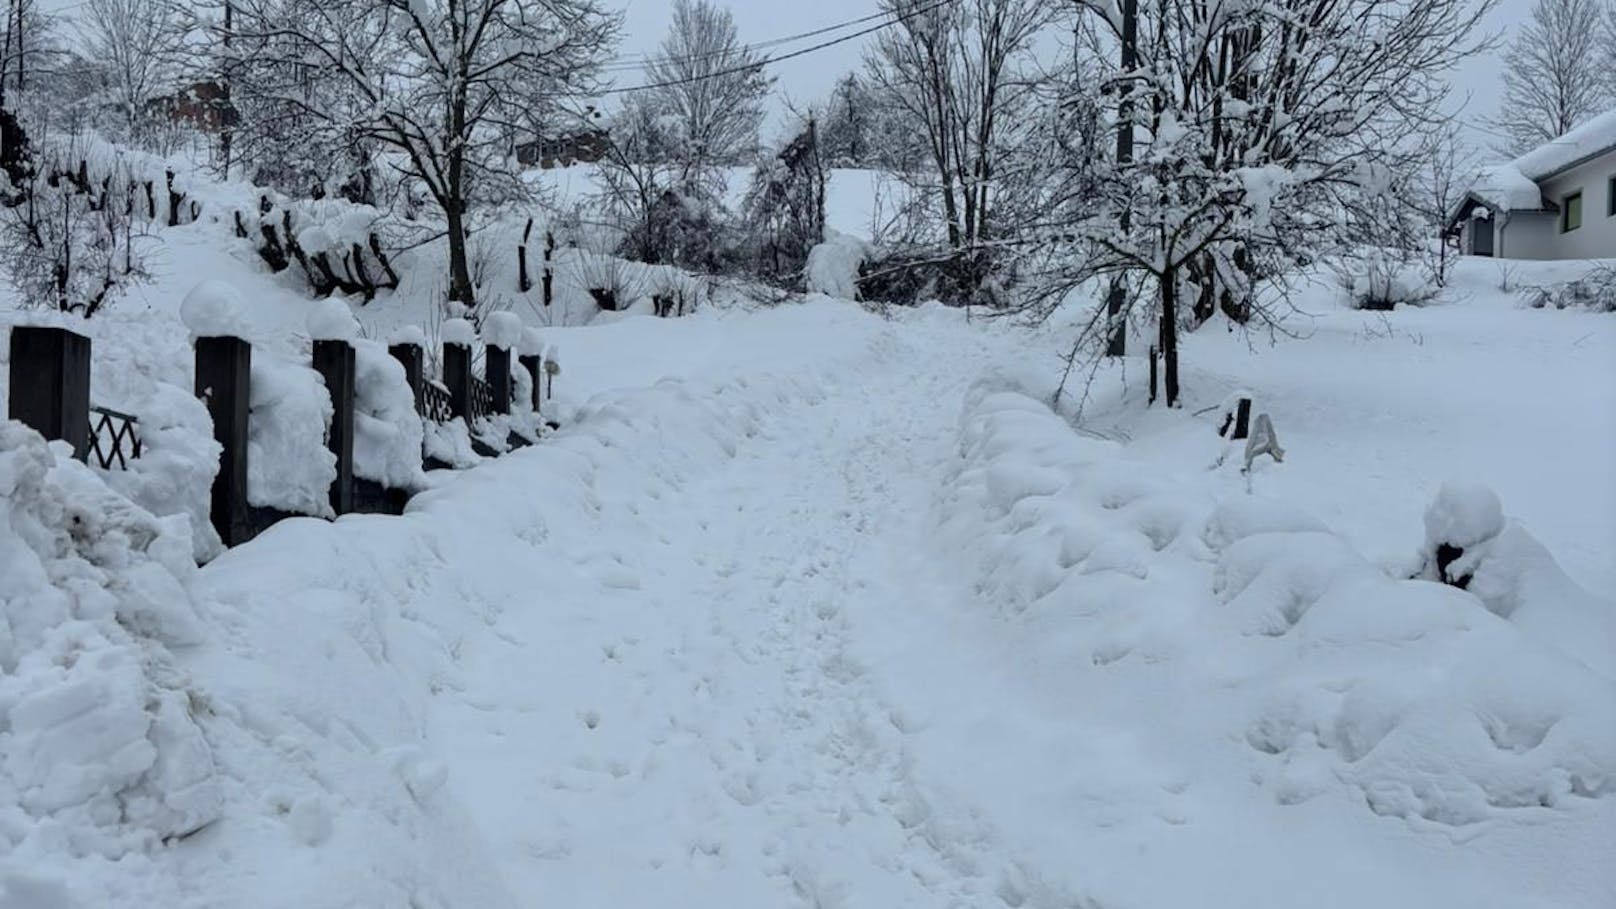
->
(184, 281), (254, 546)
(306, 297), (360, 343)
(180, 280), (254, 341)
(441, 317), (477, 347)
(482, 311), (522, 351)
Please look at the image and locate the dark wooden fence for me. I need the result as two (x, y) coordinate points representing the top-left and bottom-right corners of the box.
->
(7, 323), (550, 549)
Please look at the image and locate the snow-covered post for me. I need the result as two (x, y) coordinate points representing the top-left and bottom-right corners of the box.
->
(7, 324), (91, 461)
(441, 318), (476, 423)
(542, 231), (555, 308)
(482, 312), (522, 416)
(519, 328), (544, 414)
(387, 325), (427, 416)
(308, 300), (360, 516)
(183, 282), (254, 547)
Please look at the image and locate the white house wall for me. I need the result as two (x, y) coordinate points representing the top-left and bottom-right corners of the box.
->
(1501, 212), (1560, 259)
(1536, 153), (1616, 259)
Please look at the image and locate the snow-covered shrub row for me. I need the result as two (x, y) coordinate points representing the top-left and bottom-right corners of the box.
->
(938, 384), (1616, 826)
(1525, 266), (1616, 313)
(0, 423), (219, 896)
(806, 231), (870, 300)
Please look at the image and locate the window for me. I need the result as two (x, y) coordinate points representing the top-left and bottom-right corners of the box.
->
(1562, 191), (1582, 232)
(1608, 175), (1615, 217)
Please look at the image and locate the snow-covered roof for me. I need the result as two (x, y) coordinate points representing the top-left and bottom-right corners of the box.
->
(1511, 107), (1616, 182)
(1460, 109), (1616, 216)
(1467, 164), (1548, 212)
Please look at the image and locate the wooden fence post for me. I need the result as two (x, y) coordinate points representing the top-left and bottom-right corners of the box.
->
(312, 339), (356, 515)
(486, 345), (512, 415)
(195, 335), (253, 546)
(519, 352), (542, 412)
(443, 340), (473, 422)
(7, 325), (91, 460)
(389, 343), (425, 413)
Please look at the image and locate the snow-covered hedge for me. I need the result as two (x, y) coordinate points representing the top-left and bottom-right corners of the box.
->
(937, 384), (1616, 825)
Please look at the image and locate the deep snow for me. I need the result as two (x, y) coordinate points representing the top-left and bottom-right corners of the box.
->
(5, 260), (1615, 906)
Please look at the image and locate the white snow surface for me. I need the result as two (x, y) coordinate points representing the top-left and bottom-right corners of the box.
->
(4, 279), (1611, 907)
(1511, 107), (1616, 181)
(246, 351), (336, 517)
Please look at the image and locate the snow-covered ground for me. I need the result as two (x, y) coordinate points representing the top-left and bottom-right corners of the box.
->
(4, 242), (1613, 906)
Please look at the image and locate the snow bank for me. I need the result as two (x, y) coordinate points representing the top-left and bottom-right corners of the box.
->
(937, 384), (1616, 828)
(99, 383), (224, 562)
(0, 423), (219, 902)
(247, 352), (337, 517)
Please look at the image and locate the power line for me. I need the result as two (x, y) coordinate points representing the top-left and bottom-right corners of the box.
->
(592, 5), (909, 74)
(597, 0), (948, 97)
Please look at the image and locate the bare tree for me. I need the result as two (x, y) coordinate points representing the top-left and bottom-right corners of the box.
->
(863, 0), (1053, 300)
(640, 0), (771, 170)
(227, 0), (619, 306)
(78, 0), (183, 141)
(1420, 125), (1478, 288)
(1490, 0), (1609, 155)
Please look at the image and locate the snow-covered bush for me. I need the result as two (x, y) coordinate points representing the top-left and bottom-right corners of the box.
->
(0, 422), (220, 870)
(806, 231), (869, 300)
(1525, 266), (1616, 313)
(938, 385), (1616, 830)
(1332, 252), (1438, 311)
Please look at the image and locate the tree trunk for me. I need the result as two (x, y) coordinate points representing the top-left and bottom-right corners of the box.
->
(1160, 267), (1180, 407)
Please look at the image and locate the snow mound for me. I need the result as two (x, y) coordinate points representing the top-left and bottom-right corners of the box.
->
(1424, 481), (1504, 551)
(520, 327), (545, 357)
(0, 422), (219, 897)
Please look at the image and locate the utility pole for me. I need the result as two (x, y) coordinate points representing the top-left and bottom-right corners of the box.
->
(219, 0), (235, 178)
(1105, 0), (1138, 358)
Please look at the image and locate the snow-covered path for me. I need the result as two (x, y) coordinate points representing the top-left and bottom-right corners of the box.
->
(431, 317), (1063, 906)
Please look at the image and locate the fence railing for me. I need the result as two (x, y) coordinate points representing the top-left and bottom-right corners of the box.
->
(8, 322), (553, 550)
(88, 404), (143, 470)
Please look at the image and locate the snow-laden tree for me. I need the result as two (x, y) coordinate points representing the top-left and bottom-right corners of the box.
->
(226, 0), (619, 306)
(1032, 0), (1496, 407)
(640, 0), (771, 170)
(76, 0), (184, 142)
(864, 0), (1053, 267)
(1490, 0), (1610, 155)
(818, 72), (874, 167)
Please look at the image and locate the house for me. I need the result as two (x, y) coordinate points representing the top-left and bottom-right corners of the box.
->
(516, 130), (611, 169)
(145, 81), (238, 133)
(1445, 109), (1616, 260)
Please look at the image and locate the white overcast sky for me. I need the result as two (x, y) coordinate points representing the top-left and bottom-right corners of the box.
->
(610, 0), (1533, 153)
(37, 0), (1533, 156)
